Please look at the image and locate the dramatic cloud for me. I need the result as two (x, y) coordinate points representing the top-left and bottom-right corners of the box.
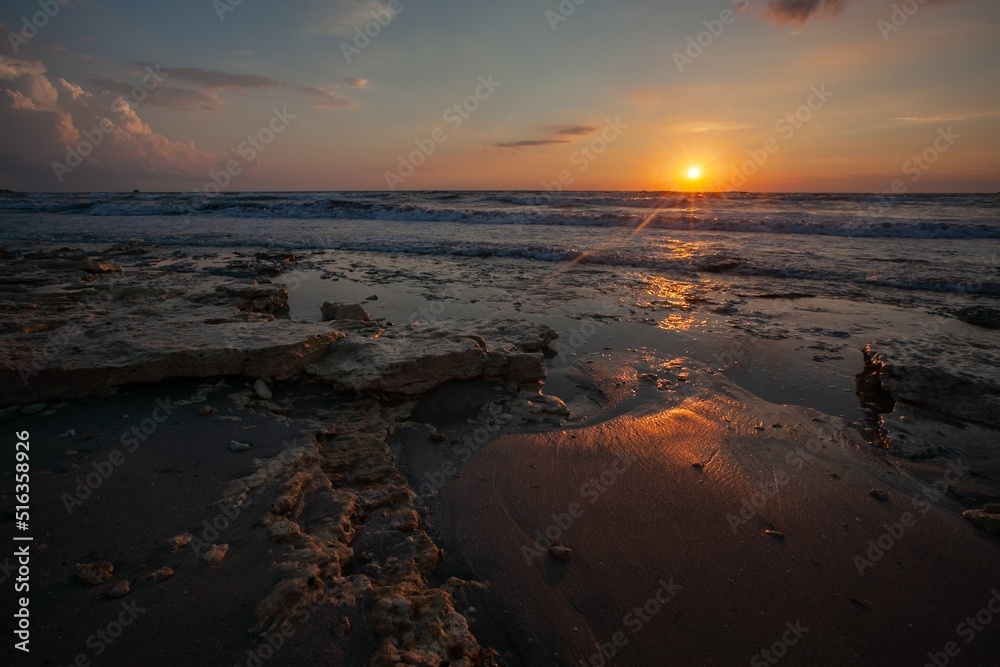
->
(0, 55), (216, 189)
(763, 0), (850, 25)
(496, 139), (569, 148)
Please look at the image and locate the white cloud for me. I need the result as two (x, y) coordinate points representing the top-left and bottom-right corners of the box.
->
(0, 55), (216, 188)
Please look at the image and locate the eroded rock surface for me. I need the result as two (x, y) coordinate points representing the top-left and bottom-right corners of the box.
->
(860, 339), (1000, 460)
(307, 319), (556, 396)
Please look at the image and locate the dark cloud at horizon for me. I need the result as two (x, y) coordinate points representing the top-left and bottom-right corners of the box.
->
(496, 139), (570, 148)
(556, 126), (597, 136)
(763, 0), (850, 24)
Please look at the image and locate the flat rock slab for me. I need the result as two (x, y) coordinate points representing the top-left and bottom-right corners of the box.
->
(306, 318), (557, 396)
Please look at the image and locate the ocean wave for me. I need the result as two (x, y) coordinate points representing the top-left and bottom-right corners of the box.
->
(1, 191), (998, 239)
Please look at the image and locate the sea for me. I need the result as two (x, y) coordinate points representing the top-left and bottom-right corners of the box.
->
(1, 191), (997, 307)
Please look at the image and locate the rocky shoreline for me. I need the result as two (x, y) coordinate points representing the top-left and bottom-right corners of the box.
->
(3, 242), (999, 666)
(1, 243), (575, 666)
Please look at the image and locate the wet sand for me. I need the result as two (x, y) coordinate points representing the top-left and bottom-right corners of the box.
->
(434, 380), (1000, 665)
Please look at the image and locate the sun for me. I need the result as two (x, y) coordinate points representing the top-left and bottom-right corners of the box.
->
(686, 166), (702, 180)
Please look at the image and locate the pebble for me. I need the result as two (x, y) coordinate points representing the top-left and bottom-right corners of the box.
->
(202, 544), (229, 564)
(75, 562), (114, 585)
(146, 566), (174, 582)
(334, 616), (351, 638)
(253, 379), (272, 400)
(21, 403), (47, 415)
(169, 533), (193, 551)
(228, 441), (251, 452)
(764, 529), (784, 539)
(198, 405), (216, 416)
(869, 489), (889, 502)
(108, 580), (130, 598)
(548, 545), (573, 561)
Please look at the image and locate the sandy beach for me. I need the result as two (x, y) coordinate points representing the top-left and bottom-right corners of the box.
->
(1, 237), (998, 667)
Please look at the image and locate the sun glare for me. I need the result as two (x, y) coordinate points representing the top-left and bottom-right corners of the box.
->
(687, 166), (702, 180)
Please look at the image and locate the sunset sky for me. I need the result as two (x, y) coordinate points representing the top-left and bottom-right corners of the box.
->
(1, 0), (998, 192)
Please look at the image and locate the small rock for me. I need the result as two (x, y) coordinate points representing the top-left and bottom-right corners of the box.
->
(334, 616), (351, 638)
(146, 566), (174, 582)
(869, 489), (889, 502)
(198, 405), (216, 416)
(429, 431), (446, 442)
(21, 403), (47, 415)
(202, 544), (229, 564)
(75, 562), (114, 585)
(108, 580), (130, 598)
(963, 508), (1000, 533)
(548, 545), (572, 561)
(365, 294), (379, 301)
(228, 441), (251, 452)
(168, 533), (193, 551)
(764, 529), (784, 539)
(59, 429), (76, 437)
(253, 379), (272, 400)
(320, 302), (371, 322)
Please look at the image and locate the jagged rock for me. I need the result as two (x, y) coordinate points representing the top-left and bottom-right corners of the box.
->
(253, 378), (272, 399)
(75, 562), (114, 585)
(321, 302), (371, 322)
(228, 441), (251, 452)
